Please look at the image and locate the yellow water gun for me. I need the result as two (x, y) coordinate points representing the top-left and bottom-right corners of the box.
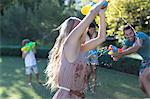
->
(21, 42), (36, 52)
(81, 0), (110, 15)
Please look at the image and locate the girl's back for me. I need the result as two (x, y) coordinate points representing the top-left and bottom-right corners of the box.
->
(54, 49), (87, 99)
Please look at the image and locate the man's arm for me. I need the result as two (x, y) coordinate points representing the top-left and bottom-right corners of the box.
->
(112, 38), (143, 59)
(121, 38), (143, 56)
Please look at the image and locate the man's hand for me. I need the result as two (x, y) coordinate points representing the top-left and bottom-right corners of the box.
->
(111, 52), (123, 61)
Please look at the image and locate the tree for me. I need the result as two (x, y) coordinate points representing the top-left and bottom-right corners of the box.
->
(77, 0), (149, 43)
(0, 0), (79, 46)
(105, 0), (150, 43)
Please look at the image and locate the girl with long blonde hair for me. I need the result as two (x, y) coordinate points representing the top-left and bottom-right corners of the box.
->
(45, 1), (107, 98)
(45, 17), (81, 91)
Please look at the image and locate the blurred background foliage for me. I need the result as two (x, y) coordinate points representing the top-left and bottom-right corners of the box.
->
(0, 0), (80, 47)
(0, 0), (149, 75)
(0, 0), (149, 47)
(105, 0), (150, 43)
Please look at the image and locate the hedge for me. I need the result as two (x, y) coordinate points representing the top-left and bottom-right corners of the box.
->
(0, 45), (50, 58)
(0, 45), (141, 75)
(98, 54), (141, 75)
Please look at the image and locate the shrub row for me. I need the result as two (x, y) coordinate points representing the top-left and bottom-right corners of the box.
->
(98, 54), (141, 75)
(0, 45), (50, 58)
(0, 46), (141, 75)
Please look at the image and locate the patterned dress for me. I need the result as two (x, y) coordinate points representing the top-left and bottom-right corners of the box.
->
(53, 49), (88, 99)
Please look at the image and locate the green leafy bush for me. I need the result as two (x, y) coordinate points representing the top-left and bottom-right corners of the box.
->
(98, 54), (141, 75)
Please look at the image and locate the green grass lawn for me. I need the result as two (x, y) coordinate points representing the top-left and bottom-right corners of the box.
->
(0, 56), (146, 99)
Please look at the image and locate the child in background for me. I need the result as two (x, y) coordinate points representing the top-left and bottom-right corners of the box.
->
(21, 39), (42, 86)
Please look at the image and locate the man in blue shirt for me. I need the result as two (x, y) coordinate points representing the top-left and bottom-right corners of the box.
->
(112, 25), (150, 97)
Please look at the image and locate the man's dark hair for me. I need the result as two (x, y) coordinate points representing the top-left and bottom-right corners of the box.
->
(123, 25), (135, 33)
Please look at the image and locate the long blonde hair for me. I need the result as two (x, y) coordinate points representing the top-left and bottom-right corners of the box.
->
(45, 17), (81, 91)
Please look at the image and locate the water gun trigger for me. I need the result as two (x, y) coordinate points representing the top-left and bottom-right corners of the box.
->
(118, 48), (123, 53)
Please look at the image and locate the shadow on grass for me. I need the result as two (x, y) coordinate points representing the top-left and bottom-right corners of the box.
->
(85, 67), (145, 99)
(0, 56), (51, 99)
(31, 82), (53, 99)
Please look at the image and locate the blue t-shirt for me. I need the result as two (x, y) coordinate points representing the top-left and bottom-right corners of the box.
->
(124, 32), (150, 60)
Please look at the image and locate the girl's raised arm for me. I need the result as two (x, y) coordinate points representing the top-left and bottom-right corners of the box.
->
(81, 10), (106, 52)
(64, 1), (105, 63)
